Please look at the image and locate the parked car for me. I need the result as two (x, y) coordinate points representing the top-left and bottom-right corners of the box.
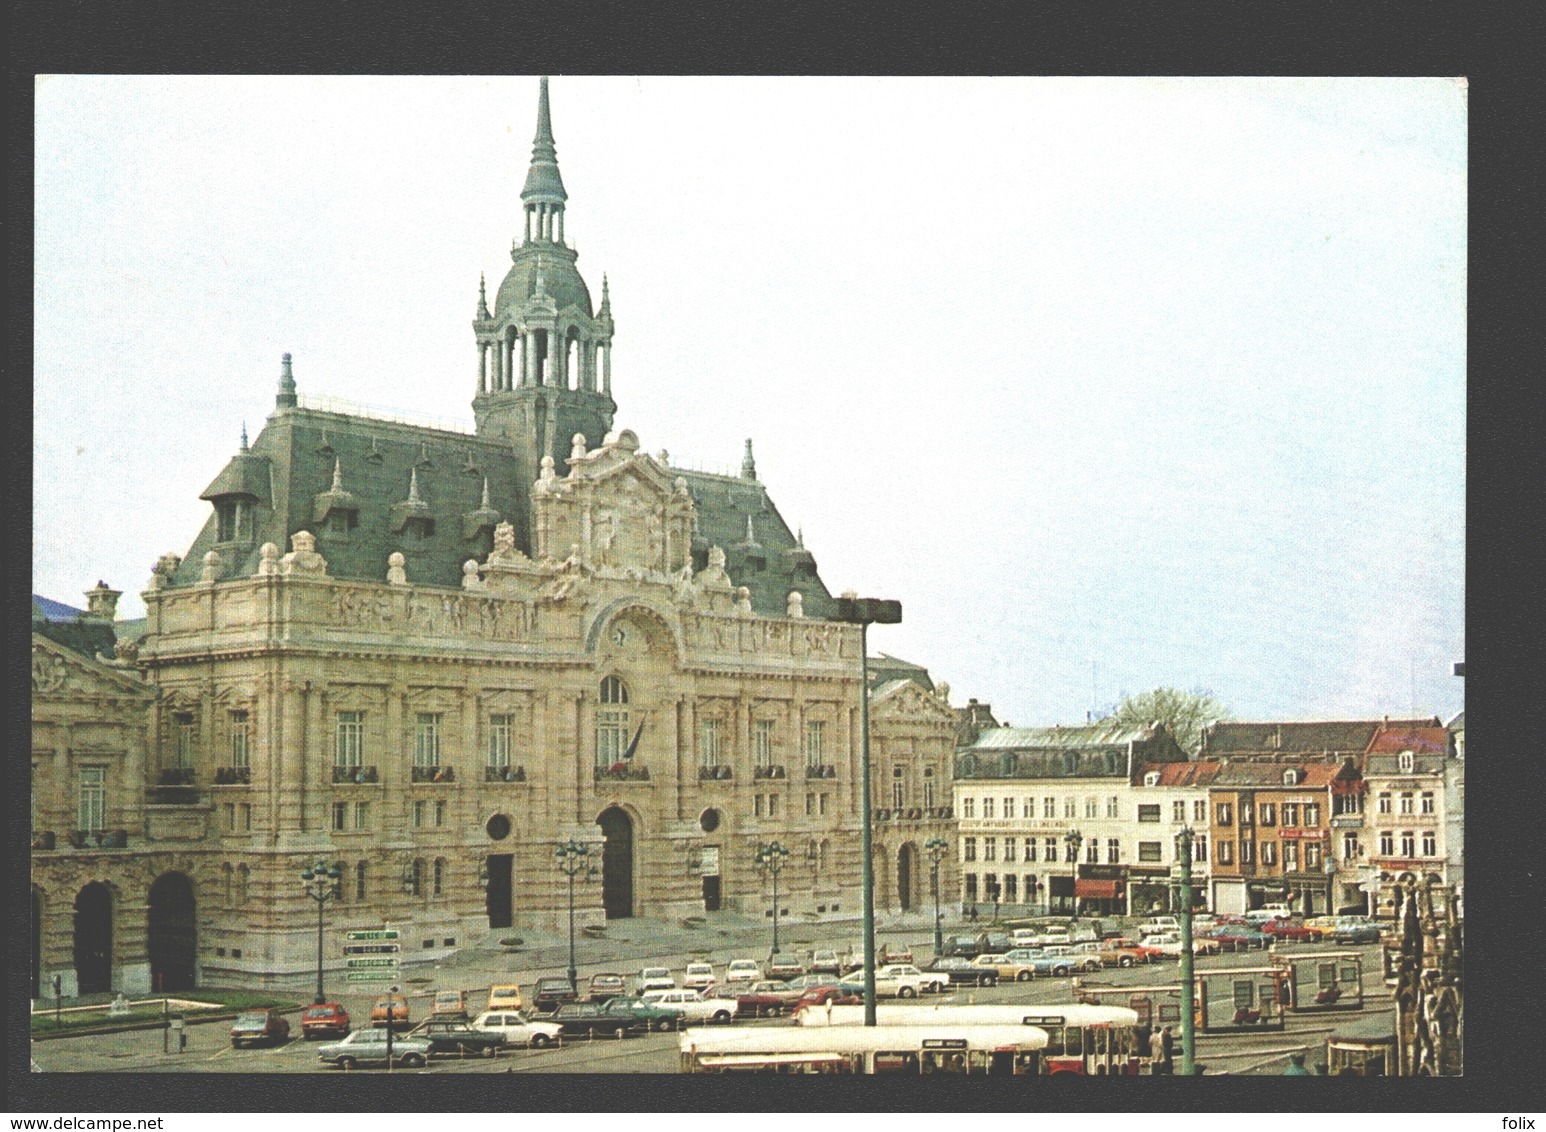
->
(683, 962), (717, 990)
(1021, 953), (1077, 978)
(299, 1002), (351, 1040)
(1245, 903), (1294, 923)
(836, 964), (931, 998)
(734, 980), (807, 1017)
(807, 950), (844, 975)
(1261, 918), (1325, 943)
(971, 952), (1040, 982)
(792, 986), (863, 1012)
(1201, 925), (1273, 952)
(601, 994), (688, 1032)
(532, 977), (580, 1014)
(923, 955), (999, 987)
(472, 1009), (562, 1048)
(230, 1009), (290, 1048)
(1331, 921), (1383, 945)
(1038, 945), (1104, 972)
(586, 973), (627, 1001)
(1145, 932), (1221, 958)
(767, 954), (806, 980)
(486, 984), (524, 1012)
(941, 935), (984, 959)
(724, 959), (763, 983)
(1094, 939), (1154, 968)
(640, 987), (728, 1025)
(317, 1028), (430, 1070)
(1139, 917), (1181, 938)
(636, 966), (676, 993)
(876, 943), (915, 965)
(408, 1017), (506, 1057)
(430, 989), (469, 1020)
(549, 1000), (653, 1039)
(369, 993), (410, 1030)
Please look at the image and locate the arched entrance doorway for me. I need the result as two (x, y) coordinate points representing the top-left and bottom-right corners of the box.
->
(31, 888), (42, 998)
(897, 843), (917, 912)
(148, 872), (198, 992)
(597, 807), (634, 919)
(73, 883), (113, 994)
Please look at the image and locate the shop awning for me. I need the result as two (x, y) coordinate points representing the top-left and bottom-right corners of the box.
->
(1075, 879), (1121, 899)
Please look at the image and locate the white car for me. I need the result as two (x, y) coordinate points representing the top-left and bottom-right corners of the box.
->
(640, 988), (726, 1025)
(1144, 933), (1217, 958)
(637, 966), (676, 993)
(683, 962), (717, 990)
(1039, 944), (1102, 972)
(471, 1009), (562, 1048)
(841, 964), (931, 998)
(1245, 904), (1293, 923)
(724, 959), (763, 983)
(1139, 917), (1181, 938)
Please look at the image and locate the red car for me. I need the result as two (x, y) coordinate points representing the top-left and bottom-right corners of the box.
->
(300, 1002), (352, 1040)
(230, 1009), (291, 1048)
(731, 980), (805, 1017)
(1261, 918), (1325, 943)
(791, 986), (862, 1013)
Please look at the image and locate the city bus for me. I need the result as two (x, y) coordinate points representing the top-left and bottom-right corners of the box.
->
(678, 1023), (1049, 1075)
(1271, 950), (1366, 1012)
(1074, 965), (1290, 1033)
(795, 1002), (1143, 1075)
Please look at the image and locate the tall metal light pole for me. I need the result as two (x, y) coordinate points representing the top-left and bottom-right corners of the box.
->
(555, 839), (593, 992)
(925, 836), (949, 958)
(1063, 829), (1083, 921)
(755, 841), (790, 955)
(300, 860), (341, 1005)
(1175, 826), (1197, 1076)
(832, 594), (902, 1027)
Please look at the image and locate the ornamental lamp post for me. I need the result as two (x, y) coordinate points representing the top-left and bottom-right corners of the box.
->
(925, 836), (949, 958)
(754, 841), (791, 955)
(555, 839), (595, 993)
(831, 593), (903, 1027)
(300, 860), (342, 1005)
(1063, 829), (1084, 921)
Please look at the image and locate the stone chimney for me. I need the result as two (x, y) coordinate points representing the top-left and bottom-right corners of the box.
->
(84, 581), (121, 621)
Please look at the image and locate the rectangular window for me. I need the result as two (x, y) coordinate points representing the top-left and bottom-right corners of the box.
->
(173, 712), (197, 768)
(892, 782), (905, 809)
(983, 797), (997, 819)
(964, 873), (979, 901)
(1259, 802), (1275, 826)
(1003, 874), (1018, 903)
(487, 714), (513, 768)
(224, 803), (236, 832)
(1193, 799), (1207, 822)
(1240, 839), (1255, 864)
(1084, 796), (1097, 819)
(984, 837), (997, 862)
(1024, 837), (1037, 862)
(699, 718), (723, 768)
(1138, 841), (1163, 863)
(1400, 831), (1415, 858)
(229, 711), (250, 768)
(78, 767), (106, 831)
(1216, 802), (1233, 827)
(963, 837), (977, 863)
(1045, 838), (1058, 863)
(1172, 800), (1186, 824)
(1138, 804), (1161, 823)
(1004, 838), (1017, 863)
(1304, 803), (1321, 827)
(216, 500), (239, 542)
(1261, 841), (1277, 866)
(1086, 841), (1099, 864)
(768, 794), (779, 818)
(819, 793), (828, 816)
(334, 801), (347, 831)
(1216, 840), (1233, 864)
(1281, 803), (1299, 827)
(1379, 830), (1394, 856)
(963, 798), (976, 819)
(413, 800), (427, 828)
(1064, 797), (1076, 819)
(596, 705), (627, 768)
(1283, 842), (1299, 870)
(1342, 833), (1360, 861)
(803, 721), (825, 767)
(1107, 838), (1120, 864)
(1377, 793), (1392, 814)
(1422, 831), (1436, 856)
(1004, 797), (1016, 820)
(413, 714), (441, 768)
(355, 802), (370, 830)
(805, 792), (815, 816)
(754, 720), (774, 768)
(240, 803), (252, 831)
(1399, 794), (1413, 814)
(754, 794), (764, 817)
(924, 779), (935, 808)
(1194, 835), (1207, 862)
(1305, 842), (1321, 869)
(1239, 801), (1254, 825)
(336, 711), (364, 768)
(1044, 797), (1056, 819)
(1420, 792), (1435, 815)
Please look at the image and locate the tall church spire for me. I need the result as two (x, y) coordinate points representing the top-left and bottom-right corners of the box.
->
(522, 76), (568, 245)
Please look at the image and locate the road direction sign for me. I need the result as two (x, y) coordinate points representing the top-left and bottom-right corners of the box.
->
(346, 957), (400, 969)
(346, 971), (397, 982)
(344, 944), (401, 955)
(346, 929), (400, 941)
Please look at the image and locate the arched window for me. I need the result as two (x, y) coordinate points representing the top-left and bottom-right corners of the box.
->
(355, 861), (367, 902)
(433, 858), (446, 898)
(596, 677), (630, 768)
(567, 334), (581, 391)
(409, 858), (424, 897)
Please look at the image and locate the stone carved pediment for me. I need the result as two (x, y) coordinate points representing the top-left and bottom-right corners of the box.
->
(31, 636), (153, 700)
(872, 680), (959, 725)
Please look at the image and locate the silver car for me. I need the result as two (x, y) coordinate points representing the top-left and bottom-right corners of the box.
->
(317, 1028), (431, 1070)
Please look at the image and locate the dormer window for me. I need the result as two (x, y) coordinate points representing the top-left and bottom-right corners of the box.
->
(1144, 771), (1161, 787)
(1398, 751), (1415, 773)
(1282, 768), (1299, 786)
(326, 509), (359, 535)
(403, 517), (436, 541)
(215, 499), (251, 543)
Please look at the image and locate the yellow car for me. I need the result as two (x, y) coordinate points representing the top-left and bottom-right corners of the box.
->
(486, 983), (524, 1012)
(971, 952), (1041, 982)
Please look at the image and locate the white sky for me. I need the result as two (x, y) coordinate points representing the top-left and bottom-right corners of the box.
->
(33, 75), (1466, 727)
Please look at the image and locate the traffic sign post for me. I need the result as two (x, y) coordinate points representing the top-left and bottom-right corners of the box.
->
(345, 971), (398, 982)
(345, 929), (400, 942)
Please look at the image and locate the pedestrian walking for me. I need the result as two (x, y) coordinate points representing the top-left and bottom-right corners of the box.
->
(1149, 1027), (1165, 1075)
(1159, 1025), (1175, 1075)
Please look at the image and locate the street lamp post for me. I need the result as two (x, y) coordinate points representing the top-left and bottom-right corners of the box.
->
(832, 594), (902, 1027)
(755, 841), (790, 955)
(1063, 830), (1083, 921)
(300, 860), (342, 1005)
(925, 836), (949, 958)
(555, 839), (594, 993)
(1174, 827), (1197, 1076)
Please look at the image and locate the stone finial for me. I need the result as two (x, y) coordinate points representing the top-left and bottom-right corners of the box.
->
(674, 476), (690, 498)
(787, 590), (804, 619)
(741, 438), (757, 481)
(240, 422), (250, 452)
(658, 449), (670, 466)
(462, 559), (487, 591)
(481, 478), (492, 509)
(935, 681), (951, 705)
(113, 636), (140, 664)
(147, 552), (182, 589)
(735, 586), (753, 615)
(85, 581), (122, 620)
(256, 542), (280, 575)
(279, 530), (328, 576)
(387, 552), (408, 586)
(201, 550), (223, 583)
(570, 432), (588, 462)
(599, 273), (611, 316)
(693, 545), (732, 589)
(276, 352), (297, 409)
(407, 466), (422, 502)
(491, 521), (518, 560)
(477, 272), (490, 319)
(539, 454), (557, 484)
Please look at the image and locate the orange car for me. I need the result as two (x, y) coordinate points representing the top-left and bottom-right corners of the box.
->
(370, 993), (410, 1030)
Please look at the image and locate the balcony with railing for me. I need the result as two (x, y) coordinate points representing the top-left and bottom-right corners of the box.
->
(698, 764), (733, 781)
(484, 765), (528, 783)
(753, 764), (788, 780)
(411, 764), (455, 783)
(150, 767), (201, 804)
(64, 829), (130, 849)
(805, 764), (836, 780)
(332, 764), (380, 784)
(595, 763), (650, 782)
(214, 766), (252, 785)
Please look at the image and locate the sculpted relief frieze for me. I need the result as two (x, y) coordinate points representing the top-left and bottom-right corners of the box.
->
(325, 584), (540, 644)
(684, 612), (848, 662)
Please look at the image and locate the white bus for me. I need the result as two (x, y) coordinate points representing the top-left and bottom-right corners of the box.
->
(795, 1002), (1143, 1075)
(678, 1022), (1049, 1075)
